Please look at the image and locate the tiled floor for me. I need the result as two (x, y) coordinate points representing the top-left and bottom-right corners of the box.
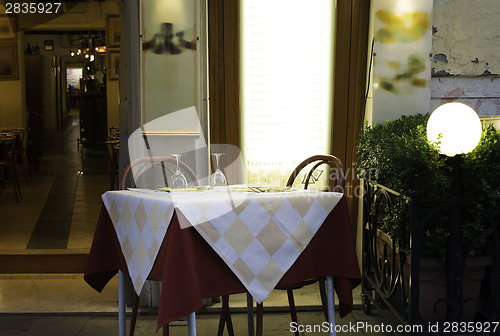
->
(0, 271), (397, 335)
(0, 309), (399, 336)
(0, 116), (400, 335)
(0, 115), (109, 252)
(68, 173), (109, 250)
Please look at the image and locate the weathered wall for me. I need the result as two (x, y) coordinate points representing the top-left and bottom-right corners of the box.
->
(431, 0), (500, 117)
(432, 0), (499, 77)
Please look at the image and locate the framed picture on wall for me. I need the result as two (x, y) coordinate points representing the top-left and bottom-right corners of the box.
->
(108, 51), (120, 80)
(107, 16), (120, 48)
(0, 15), (16, 40)
(44, 40), (53, 51)
(0, 41), (18, 80)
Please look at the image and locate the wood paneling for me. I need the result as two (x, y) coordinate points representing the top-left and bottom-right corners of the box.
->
(208, 0), (240, 148)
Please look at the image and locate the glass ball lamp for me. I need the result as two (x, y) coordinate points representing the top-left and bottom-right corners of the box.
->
(427, 102), (482, 156)
(427, 102), (482, 321)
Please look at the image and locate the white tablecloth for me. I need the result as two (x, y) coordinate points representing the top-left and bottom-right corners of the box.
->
(102, 188), (343, 303)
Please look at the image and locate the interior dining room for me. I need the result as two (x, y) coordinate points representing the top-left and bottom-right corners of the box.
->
(1, 0), (500, 335)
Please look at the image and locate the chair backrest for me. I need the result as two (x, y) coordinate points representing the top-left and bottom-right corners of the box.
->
(106, 140), (119, 163)
(16, 128), (25, 152)
(0, 135), (16, 163)
(286, 155), (344, 193)
(119, 156), (199, 190)
(108, 126), (119, 140)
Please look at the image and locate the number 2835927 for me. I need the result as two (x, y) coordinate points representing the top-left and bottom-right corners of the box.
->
(5, 2), (62, 14)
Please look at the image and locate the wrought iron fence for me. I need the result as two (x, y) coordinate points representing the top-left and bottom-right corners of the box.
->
(361, 179), (500, 332)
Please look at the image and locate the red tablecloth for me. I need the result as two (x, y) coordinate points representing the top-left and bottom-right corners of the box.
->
(84, 196), (361, 330)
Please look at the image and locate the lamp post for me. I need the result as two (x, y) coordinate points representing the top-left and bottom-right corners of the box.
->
(427, 102), (482, 321)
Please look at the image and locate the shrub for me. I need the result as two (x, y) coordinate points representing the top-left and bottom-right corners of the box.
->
(357, 114), (500, 258)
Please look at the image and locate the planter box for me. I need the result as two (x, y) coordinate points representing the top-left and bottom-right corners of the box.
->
(376, 229), (491, 321)
(418, 256), (491, 321)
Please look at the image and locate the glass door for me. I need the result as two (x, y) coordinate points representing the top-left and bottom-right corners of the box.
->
(137, 0), (209, 186)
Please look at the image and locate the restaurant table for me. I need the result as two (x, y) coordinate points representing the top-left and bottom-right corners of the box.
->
(84, 188), (361, 336)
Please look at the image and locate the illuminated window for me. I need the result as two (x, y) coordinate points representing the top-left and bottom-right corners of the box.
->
(240, 0), (336, 186)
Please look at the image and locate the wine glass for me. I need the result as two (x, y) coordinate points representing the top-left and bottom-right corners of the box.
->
(210, 153), (227, 189)
(170, 154), (188, 192)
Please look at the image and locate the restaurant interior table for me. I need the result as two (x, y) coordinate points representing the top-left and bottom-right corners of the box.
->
(84, 188), (361, 336)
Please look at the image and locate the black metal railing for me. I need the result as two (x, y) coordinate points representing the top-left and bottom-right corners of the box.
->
(361, 179), (500, 333)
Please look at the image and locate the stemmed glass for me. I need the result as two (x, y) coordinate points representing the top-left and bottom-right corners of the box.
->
(170, 154), (188, 192)
(210, 153), (227, 189)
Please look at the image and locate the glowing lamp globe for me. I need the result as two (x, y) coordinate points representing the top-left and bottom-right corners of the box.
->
(427, 102), (482, 157)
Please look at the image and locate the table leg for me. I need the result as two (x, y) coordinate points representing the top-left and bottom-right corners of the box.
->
(246, 292), (254, 336)
(326, 276), (337, 336)
(187, 312), (196, 336)
(119, 270), (126, 336)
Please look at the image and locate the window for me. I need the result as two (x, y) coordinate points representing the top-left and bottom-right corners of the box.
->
(240, 0), (336, 186)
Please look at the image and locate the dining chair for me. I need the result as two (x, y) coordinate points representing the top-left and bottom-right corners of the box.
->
(105, 140), (119, 190)
(261, 154), (344, 336)
(119, 155), (199, 191)
(108, 126), (119, 140)
(13, 128), (29, 185)
(0, 135), (21, 202)
(119, 155), (200, 336)
(218, 154), (344, 336)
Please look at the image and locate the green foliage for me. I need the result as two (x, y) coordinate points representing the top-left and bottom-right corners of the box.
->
(461, 123), (500, 257)
(357, 114), (451, 196)
(357, 114), (500, 258)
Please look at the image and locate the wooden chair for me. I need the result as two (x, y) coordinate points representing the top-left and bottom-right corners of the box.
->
(108, 126), (119, 140)
(260, 154), (344, 336)
(119, 155), (199, 191)
(0, 135), (21, 202)
(119, 155), (199, 336)
(7, 128), (29, 185)
(218, 155), (344, 336)
(105, 140), (119, 190)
